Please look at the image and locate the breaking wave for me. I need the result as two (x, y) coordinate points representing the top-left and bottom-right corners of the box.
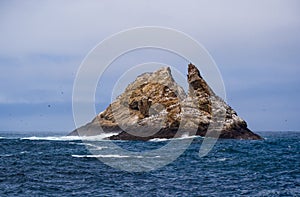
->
(72, 154), (141, 158)
(21, 133), (118, 141)
(149, 135), (201, 142)
(72, 154), (161, 158)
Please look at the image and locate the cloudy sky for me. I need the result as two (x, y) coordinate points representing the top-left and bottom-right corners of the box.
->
(0, 0), (299, 133)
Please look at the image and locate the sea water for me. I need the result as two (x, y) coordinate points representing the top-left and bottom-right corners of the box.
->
(0, 131), (299, 196)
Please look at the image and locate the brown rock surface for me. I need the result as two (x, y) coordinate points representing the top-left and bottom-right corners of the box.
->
(69, 64), (262, 140)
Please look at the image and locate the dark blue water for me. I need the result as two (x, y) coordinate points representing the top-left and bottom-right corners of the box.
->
(0, 131), (299, 196)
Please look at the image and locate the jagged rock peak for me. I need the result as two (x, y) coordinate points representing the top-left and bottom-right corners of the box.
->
(121, 66), (186, 101)
(187, 63), (215, 97)
(69, 63), (262, 140)
(135, 67), (172, 81)
(188, 63), (202, 80)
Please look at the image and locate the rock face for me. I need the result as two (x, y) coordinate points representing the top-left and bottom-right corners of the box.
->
(69, 64), (262, 140)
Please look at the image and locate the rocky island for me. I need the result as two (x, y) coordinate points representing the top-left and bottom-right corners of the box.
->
(69, 64), (262, 140)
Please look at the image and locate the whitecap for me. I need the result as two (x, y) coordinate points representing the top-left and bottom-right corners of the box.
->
(0, 154), (13, 157)
(149, 138), (169, 142)
(21, 133), (118, 141)
(149, 135), (200, 142)
(83, 143), (108, 150)
(177, 135), (200, 140)
(69, 142), (81, 145)
(217, 158), (229, 161)
(72, 154), (132, 158)
(69, 142), (108, 150)
(72, 154), (161, 159)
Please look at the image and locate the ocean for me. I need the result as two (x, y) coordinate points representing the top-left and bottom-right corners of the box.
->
(0, 131), (299, 196)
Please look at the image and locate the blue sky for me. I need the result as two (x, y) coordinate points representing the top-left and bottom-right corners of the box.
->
(0, 0), (299, 133)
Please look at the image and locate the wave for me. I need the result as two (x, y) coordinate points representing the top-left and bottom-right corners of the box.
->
(79, 143), (108, 150)
(217, 158), (228, 162)
(72, 154), (161, 158)
(72, 154), (141, 158)
(149, 138), (169, 142)
(7, 133), (200, 142)
(0, 154), (13, 157)
(177, 133), (202, 139)
(21, 133), (118, 141)
(149, 134), (201, 142)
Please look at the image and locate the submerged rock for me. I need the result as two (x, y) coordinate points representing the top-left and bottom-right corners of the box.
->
(69, 64), (262, 140)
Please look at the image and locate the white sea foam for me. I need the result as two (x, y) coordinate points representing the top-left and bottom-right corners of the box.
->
(69, 142), (108, 150)
(72, 154), (139, 158)
(69, 142), (81, 145)
(177, 135), (200, 140)
(149, 135), (200, 142)
(69, 142), (104, 149)
(0, 154), (13, 157)
(21, 133), (118, 141)
(83, 143), (108, 150)
(72, 154), (160, 158)
(149, 138), (169, 142)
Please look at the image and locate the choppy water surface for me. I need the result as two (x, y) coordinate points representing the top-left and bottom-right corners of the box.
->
(0, 131), (299, 196)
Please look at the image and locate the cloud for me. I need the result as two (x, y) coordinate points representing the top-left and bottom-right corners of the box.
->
(0, 0), (299, 131)
(0, 0), (299, 56)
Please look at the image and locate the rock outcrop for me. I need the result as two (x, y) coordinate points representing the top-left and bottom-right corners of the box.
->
(69, 64), (262, 140)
